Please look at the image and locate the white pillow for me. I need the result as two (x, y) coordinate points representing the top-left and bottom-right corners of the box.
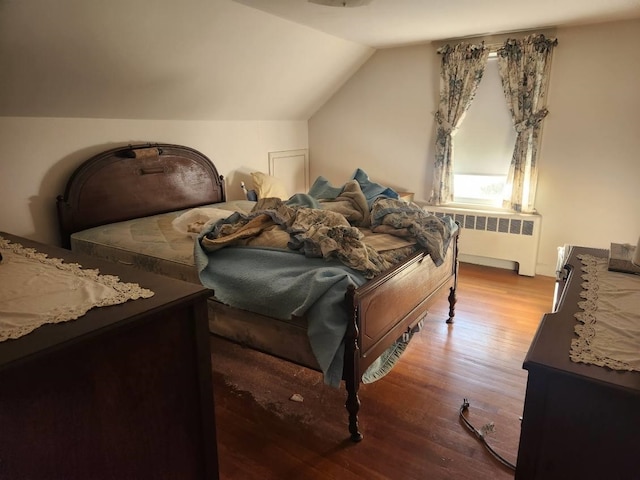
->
(251, 171), (289, 200)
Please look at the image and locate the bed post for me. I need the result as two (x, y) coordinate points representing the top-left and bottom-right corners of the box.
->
(344, 285), (363, 442)
(446, 228), (460, 324)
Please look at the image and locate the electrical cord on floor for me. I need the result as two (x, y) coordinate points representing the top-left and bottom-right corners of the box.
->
(459, 398), (517, 471)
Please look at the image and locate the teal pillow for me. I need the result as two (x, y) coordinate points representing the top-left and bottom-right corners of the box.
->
(307, 176), (344, 200)
(308, 170), (399, 207)
(351, 168), (398, 206)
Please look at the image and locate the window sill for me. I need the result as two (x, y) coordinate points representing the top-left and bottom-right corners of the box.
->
(416, 201), (539, 217)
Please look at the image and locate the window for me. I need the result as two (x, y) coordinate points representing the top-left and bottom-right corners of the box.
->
(453, 54), (516, 207)
(453, 174), (507, 206)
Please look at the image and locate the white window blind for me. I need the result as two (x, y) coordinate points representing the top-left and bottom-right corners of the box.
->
(453, 55), (516, 206)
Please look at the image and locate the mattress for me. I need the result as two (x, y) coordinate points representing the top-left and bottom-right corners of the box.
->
(70, 200), (256, 284)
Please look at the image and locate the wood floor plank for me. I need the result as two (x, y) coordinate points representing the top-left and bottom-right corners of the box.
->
(210, 262), (556, 479)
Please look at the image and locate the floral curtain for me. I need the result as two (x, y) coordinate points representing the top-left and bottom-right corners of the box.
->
(429, 42), (489, 205)
(497, 34), (558, 212)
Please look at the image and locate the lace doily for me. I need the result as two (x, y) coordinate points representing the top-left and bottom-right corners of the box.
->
(570, 254), (640, 372)
(0, 236), (154, 342)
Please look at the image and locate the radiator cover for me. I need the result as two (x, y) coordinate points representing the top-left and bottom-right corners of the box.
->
(425, 206), (541, 276)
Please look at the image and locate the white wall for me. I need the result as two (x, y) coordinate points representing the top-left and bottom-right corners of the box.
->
(309, 19), (640, 276)
(0, 118), (307, 246)
(536, 19), (640, 273)
(309, 44), (439, 194)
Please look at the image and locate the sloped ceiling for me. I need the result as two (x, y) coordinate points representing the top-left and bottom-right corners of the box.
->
(237, 0), (640, 48)
(0, 0), (373, 120)
(2, 0), (639, 121)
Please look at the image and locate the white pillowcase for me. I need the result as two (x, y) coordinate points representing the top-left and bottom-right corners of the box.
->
(251, 171), (289, 200)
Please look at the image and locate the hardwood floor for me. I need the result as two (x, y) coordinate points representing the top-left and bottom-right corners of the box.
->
(210, 262), (556, 480)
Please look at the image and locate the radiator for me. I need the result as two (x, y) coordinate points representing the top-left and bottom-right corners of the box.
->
(424, 206), (541, 276)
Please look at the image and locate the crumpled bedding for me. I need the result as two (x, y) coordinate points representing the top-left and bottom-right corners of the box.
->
(201, 196), (390, 279)
(200, 180), (456, 279)
(370, 197), (455, 267)
(195, 170), (457, 387)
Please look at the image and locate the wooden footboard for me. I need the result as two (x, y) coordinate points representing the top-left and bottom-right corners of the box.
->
(343, 230), (459, 441)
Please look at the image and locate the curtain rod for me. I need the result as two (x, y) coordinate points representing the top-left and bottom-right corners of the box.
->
(433, 26), (557, 50)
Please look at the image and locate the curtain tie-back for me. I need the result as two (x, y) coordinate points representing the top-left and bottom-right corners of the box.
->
(435, 111), (458, 136)
(514, 108), (549, 133)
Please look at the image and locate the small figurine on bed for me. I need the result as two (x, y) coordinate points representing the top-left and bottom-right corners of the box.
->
(240, 181), (258, 201)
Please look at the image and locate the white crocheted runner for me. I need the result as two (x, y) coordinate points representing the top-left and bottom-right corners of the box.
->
(571, 254), (640, 372)
(0, 235), (154, 342)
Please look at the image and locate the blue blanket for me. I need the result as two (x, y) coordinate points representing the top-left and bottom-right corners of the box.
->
(194, 243), (366, 387)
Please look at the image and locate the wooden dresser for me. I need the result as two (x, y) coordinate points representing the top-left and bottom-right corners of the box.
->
(515, 246), (640, 479)
(0, 233), (218, 480)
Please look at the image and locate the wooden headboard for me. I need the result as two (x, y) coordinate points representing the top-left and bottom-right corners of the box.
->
(57, 143), (226, 248)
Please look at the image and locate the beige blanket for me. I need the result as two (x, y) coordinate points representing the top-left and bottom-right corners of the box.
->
(318, 179), (371, 227)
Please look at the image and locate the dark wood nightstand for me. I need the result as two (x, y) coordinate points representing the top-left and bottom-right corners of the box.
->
(0, 233), (219, 480)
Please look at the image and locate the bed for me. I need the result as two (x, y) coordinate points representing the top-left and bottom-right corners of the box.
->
(56, 142), (459, 442)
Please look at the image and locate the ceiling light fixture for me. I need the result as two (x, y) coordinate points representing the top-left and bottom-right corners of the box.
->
(308, 0), (373, 7)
